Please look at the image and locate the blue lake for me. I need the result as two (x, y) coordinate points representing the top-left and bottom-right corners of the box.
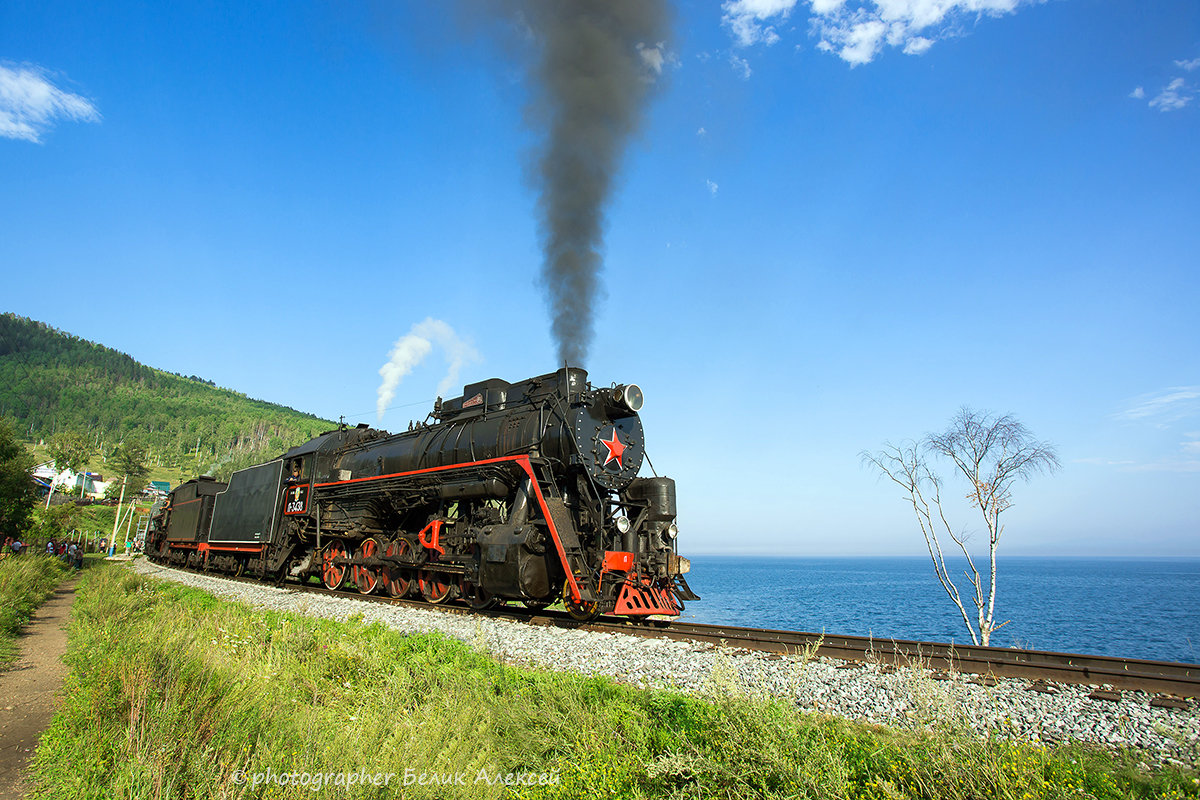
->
(679, 556), (1200, 664)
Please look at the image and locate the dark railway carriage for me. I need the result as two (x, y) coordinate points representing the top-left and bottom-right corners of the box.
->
(147, 476), (226, 569)
(149, 367), (697, 621)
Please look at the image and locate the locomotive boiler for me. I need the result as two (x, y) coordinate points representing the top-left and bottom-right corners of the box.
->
(148, 367), (697, 621)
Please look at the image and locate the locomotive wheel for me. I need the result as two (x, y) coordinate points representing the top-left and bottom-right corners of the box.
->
(381, 538), (413, 598)
(465, 582), (496, 610)
(419, 571), (453, 604)
(322, 539), (350, 590)
(462, 546), (495, 609)
(563, 579), (600, 623)
(352, 537), (383, 595)
(470, 593), (497, 610)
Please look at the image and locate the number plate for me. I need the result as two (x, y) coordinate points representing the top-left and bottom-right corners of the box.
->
(283, 484), (310, 515)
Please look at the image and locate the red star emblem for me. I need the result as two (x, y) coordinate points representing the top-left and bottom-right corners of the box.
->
(600, 428), (627, 467)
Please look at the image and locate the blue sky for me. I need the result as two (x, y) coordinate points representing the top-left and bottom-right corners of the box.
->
(2, 0), (1197, 556)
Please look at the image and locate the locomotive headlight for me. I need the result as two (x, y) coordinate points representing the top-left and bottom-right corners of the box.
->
(664, 522), (678, 540)
(615, 515), (632, 534)
(614, 383), (644, 412)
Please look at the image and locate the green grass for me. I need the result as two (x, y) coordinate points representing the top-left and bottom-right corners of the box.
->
(29, 566), (1200, 800)
(0, 553), (73, 668)
(52, 502), (118, 539)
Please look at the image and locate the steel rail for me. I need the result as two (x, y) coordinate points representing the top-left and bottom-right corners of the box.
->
(579, 620), (1200, 699)
(148, 562), (1200, 703)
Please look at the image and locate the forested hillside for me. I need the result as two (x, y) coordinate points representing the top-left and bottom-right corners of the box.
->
(0, 313), (335, 480)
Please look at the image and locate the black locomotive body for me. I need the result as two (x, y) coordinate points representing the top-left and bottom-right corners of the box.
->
(147, 367), (697, 620)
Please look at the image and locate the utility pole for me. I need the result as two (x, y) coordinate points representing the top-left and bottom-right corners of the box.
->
(108, 475), (127, 557)
(123, 503), (136, 555)
(45, 468), (56, 509)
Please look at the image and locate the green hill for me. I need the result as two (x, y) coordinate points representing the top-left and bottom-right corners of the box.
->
(0, 312), (335, 482)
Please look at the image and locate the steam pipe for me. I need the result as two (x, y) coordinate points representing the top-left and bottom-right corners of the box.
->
(509, 478), (533, 527)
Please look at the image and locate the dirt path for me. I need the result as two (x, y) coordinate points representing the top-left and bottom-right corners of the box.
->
(0, 581), (78, 800)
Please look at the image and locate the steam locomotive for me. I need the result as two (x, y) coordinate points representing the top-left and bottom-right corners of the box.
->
(147, 367), (697, 621)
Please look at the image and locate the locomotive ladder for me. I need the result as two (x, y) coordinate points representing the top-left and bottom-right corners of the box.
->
(532, 466), (598, 603)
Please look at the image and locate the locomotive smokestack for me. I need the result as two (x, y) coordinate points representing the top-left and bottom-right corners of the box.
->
(519, 1), (671, 365)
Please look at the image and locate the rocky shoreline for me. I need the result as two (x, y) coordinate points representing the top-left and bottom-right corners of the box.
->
(131, 559), (1199, 766)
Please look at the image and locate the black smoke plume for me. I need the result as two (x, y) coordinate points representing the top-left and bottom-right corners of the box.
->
(517, 1), (670, 366)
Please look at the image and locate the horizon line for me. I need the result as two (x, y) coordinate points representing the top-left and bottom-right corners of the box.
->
(686, 552), (1200, 559)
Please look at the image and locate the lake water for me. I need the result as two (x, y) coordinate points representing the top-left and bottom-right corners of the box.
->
(679, 556), (1200, 665)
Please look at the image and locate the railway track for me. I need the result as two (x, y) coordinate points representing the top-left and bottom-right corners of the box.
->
(588, 621), (1200, 703)
(149, 561), (1200, 706)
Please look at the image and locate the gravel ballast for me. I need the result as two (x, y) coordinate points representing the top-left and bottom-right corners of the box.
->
(131, 559), (1199, 764)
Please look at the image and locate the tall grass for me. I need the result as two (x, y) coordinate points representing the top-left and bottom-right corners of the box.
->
(30, 567), (1199, 799)
(0, 553), (72, 668)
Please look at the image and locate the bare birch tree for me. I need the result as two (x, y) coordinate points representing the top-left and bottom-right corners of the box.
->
(862, 409), (1060, 646)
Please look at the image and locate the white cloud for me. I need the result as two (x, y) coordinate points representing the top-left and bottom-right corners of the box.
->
(1109, 391), (1200, 472)
(0, 63), (99, 143)
(697, 126), (707, 136)
(837, 19), (889, 65)
(722, 0), (798, 47)
(706, 179), (719, 195)
(811, 0), (1033, 65)
(637, 41), (678, 77)
(1116, 387), (1200, 426)
(376, 319), (480, 421)
(730, 53), (754, 79)
(1148, 77), (1193, 112)
(637, 43), (665, 75)
(1132, 57), (1200, 112)
(1067, 393), (1200, 474)
(721, 0), (1040, 66)
(903, 36), (934, 55)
